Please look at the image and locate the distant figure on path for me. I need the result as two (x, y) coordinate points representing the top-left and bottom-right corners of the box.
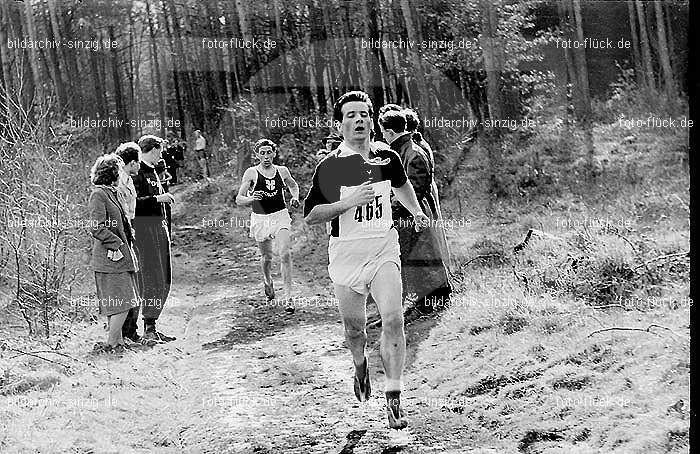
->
(193, 129), (209, 179)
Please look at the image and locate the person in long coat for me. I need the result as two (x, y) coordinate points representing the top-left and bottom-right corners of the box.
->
(379, 110), (452, 312)
(132, 135), (176, 343)
(88, 154), (140, 353)
(403, 108), (453, 273)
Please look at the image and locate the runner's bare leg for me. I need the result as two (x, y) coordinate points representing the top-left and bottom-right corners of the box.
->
(276, 228), (292, 300)
(369, 261), (405, 391)
(257, 239), (274, 286)
(336, 285), (368, 369)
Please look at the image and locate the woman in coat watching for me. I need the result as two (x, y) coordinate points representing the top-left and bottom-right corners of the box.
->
(88, 154), (140, 353)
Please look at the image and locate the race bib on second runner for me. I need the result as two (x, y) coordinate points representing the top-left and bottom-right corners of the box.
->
(338, 180), (393, 240)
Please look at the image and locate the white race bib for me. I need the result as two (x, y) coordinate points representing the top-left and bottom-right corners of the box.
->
(338, 180), (392, 240)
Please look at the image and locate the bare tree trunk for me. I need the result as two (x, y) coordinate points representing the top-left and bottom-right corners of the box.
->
(400, 0), (431, 117)
(235, 0), (258, 171)
(557, 1), (575, 134)
(161, 0), (186, 138)
(108, 26), (129, 140)
(627, 1), (643, 87)
(89, 35), (107, 121)
(479, 0), (502, 121)
(128, 13), (138, 126)
(663, 2), (677, 86)
(273, 0), (293, 104)
(180, 2), (206, 129)
(635, 0), (655, 91)
(383, 46), (398, 102)
(557, 0), (594, 174)
(322, 2), (340, 102)
(365, 0), (385, 110)
(341, 7), (359, 89)
(0, 1), (13, 100)
(46, 0), (68, 109)
(571, 0), (591, 119)
(165, 0), (200, 131)
(146, 0), (166, 137)
(62, 13), (84, 115)
(309, 0), (327, 113)
(653, 1), (676, 108)
(22, 0), (43, 100)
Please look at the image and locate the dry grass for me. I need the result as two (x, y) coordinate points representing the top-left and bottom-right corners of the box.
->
(407, 123), (689, 452)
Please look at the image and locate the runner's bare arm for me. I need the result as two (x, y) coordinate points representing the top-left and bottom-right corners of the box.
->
(392, 181), (429, 231)
(280, 166), (300, 201)
(304, 201), (351, 225)
(304, 181), (374, 225)
(235, 168), (260, 206)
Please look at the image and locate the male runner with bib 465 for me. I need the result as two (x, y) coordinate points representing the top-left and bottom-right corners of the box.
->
(237, 139), (300, 307)
(304, 91), (429, 429)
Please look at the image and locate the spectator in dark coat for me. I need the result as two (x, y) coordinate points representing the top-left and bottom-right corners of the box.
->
(403, 108), (452, 273)
(379, 109), (452, 312)
(163, 136), (185, 185)
(132, 135), (176, 343)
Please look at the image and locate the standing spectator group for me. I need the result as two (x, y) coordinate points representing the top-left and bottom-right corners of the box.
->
(89, 134), (177, 353)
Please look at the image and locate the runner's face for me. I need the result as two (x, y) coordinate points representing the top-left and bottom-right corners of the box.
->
(339, 101), (371, 141)
(256, 146), (275, 167)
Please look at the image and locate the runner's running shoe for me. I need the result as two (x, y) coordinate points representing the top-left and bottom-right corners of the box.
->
(386, 391), (408, 429)
(264, 281), (275, 301)
(353, 357), (371, 402)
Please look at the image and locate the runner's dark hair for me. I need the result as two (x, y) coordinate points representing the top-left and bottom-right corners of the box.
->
(333, 91), (374, 122)
(254, 138), (277, 153)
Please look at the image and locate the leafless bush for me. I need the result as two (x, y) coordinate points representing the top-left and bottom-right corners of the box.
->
(0, 87), (90, 337)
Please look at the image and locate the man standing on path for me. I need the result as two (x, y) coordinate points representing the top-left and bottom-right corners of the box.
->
(303, 91), (429, 429)
(115, 142), (142, 343)
(193, 129), (209, 179)
(236, 139), (300, 309)
(132, 135), (177, 343)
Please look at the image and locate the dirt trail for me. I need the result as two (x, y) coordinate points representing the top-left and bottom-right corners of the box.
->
(0, 181), (489, 453)
(144, 185), (476, 453)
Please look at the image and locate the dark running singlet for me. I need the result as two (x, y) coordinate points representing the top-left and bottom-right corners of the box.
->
(251, 166), (286, 214)
(303, 144), (408, 238)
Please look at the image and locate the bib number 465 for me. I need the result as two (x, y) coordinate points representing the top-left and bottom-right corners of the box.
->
(354, 195), (383, 222)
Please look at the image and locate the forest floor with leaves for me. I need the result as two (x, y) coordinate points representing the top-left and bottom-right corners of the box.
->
(0, 124), (691, 453)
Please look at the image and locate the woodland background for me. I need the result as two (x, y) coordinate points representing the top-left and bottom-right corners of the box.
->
(0, 1), (691, 452)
